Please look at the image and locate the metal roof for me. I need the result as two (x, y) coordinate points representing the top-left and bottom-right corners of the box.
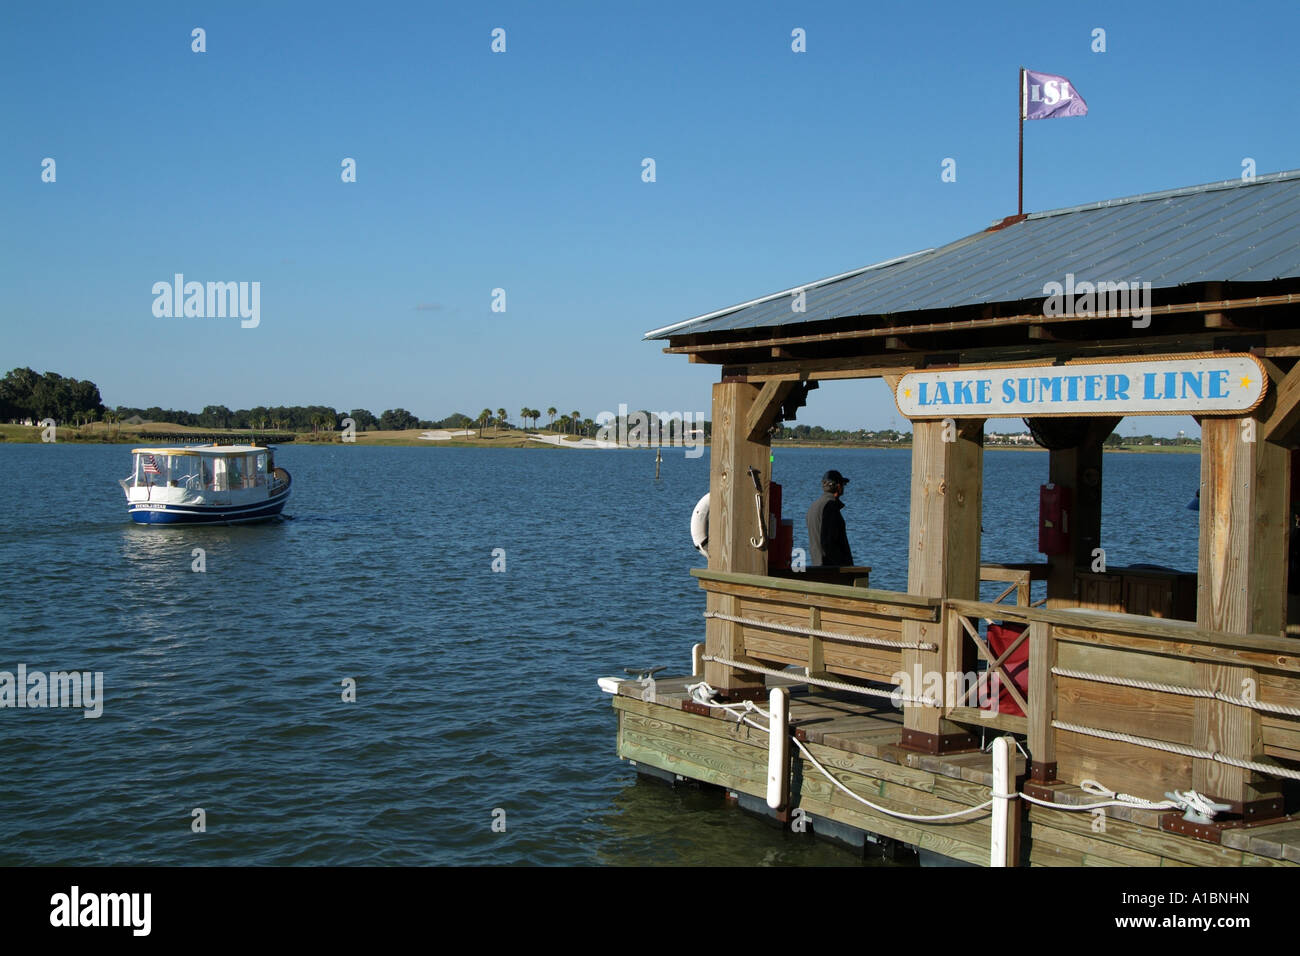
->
(645, 169), (1300, 340)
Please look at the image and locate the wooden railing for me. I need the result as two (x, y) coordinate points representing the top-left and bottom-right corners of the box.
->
(690, 568), (1300, 804)
(944, 600), (1032, 735)
(946, 600), (1300, 802)
(980, 563), (1048, 608)
(691, 569), (938, 686)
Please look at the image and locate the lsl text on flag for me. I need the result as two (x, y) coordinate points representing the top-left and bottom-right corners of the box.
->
(1023, 69), (1088, 120)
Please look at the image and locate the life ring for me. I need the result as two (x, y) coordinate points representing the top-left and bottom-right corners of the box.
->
(690, 492), (709, 556)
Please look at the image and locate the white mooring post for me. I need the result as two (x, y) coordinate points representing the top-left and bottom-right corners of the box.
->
(692, 643), (704, 677)
(766, 687), (790, 810)
(990, 735), (1017, 867)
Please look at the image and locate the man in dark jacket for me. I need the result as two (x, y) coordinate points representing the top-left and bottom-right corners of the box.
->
(806, 470), (854, 566)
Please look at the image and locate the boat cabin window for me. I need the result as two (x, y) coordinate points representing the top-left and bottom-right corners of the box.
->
(134, 453), (191, 487)
(227, 455), (243, 489)
(253, 453), (267, 486)
(204, 457), (230, 492)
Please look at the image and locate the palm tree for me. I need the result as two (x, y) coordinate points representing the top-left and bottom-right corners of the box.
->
(570, 411), (580, 435)
(547, 407), (557, 431)
(497, 408), (507, 434)
(478, 408), (492, 438)
(520, 407), (529, 430)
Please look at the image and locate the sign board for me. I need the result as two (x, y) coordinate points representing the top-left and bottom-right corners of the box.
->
(893, 354), (1267, 419)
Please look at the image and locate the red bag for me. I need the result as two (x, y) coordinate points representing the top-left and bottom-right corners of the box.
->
(983, 622), (1029, 717)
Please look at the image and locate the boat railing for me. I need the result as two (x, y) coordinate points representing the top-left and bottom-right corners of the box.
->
(268, 468), (291, 495)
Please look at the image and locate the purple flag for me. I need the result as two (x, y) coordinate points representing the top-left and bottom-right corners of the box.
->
(1022, 69), (1088, 120)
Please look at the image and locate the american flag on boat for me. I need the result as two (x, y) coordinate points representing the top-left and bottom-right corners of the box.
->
(142, 454), (161, 475)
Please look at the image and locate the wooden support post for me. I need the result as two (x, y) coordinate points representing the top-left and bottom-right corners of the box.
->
(990, 736), (1019, 867)
(806, 606), (825, 678)
(704, 381), (769, 698)
(1194, 414), (1288, 813)
(901, 418), (983, 753)
(1045, 418), (1113, 608)
(1027, 620), (1057, 782)
(766, 687), (790, 811)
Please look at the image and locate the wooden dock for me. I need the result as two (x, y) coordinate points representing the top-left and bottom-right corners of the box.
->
(612, 674), (1300, 867)
(623, 170), (1300, 868)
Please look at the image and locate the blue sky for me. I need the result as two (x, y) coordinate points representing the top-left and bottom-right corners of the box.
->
(4, 0), (1297, 435)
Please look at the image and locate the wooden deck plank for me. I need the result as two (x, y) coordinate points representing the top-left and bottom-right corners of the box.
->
(819, 728), (906, 757)
(800, 713), (900, 735)
(1028, 803), (1245, 867)
(612, 684), (1297, 867)
(1221, 821), (1300, 862)
(796, 787), (991, 866)
(613, 694), (765, 745)
(1027, 820), (1167, 866)
(622, 712), (765, 770)
(799, 740), (936, 793)
(1045, 785), (1170, 829)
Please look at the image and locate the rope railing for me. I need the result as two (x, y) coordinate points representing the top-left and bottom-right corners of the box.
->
(1052, 719), (1300, 782)
(703, 611), (936, 651)
(683, 683), (1226, 830)
(700, 654), (937, 706)
(1051, 666), (1300, 718)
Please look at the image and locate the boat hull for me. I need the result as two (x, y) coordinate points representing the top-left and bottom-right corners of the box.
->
(128, 488), (290, 525)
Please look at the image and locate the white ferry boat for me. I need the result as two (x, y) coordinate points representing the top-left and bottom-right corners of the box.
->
(120, 445), (291, 524)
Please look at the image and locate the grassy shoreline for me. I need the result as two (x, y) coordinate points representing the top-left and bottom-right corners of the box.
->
(0, 422), (566, 449)
(0, 422), (1200, 453)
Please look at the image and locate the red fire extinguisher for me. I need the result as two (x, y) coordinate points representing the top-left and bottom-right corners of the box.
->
(1039, 483), (1071, 555)
(769, 482), (794, 569)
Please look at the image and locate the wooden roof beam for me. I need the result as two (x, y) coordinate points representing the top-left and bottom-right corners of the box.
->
(744, 380), (799, 442)
(664, 291), (1300, 356)
(1262, 357), (1300, 444)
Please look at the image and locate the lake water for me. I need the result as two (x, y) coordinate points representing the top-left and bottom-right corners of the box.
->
(0, 443), (1201, 865)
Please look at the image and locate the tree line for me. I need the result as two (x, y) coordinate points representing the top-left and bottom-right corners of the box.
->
(775, 424), (909, 443)
(1, 368), (105, 425)
(1, 368), (705, 439)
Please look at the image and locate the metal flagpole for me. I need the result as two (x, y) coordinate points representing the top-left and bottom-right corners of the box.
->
(1018, 67), (1025, 216)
